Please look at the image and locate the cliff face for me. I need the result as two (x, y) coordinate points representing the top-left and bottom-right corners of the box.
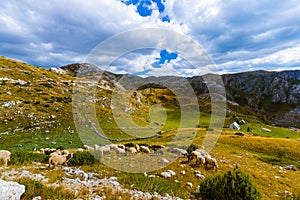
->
(220, 70), (300, 127)
(222, 70), (300, 106)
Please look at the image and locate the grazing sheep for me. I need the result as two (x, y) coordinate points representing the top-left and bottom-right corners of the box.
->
(140, 146), (151, 153)
(109, 144), (119, 151)
(44, 148), (57, 155)
(169, 148), (188, 157)
(98, 146), (111, 155)
(49, 153), (73, 168)
(0, 150), (11, 166)
(195, 148), (208, 157)
(155, 149), (164, 155)
(49, 151), (60, 156)
(39, 148), (45, 154)
(117, 144), (125, 150)
(196, 155), (206, 167)
(61, 150), (70, 155)
(135, 144), (140, 152)
(151, 144), (165, 151)
(83, 145), (93, 150)
(204, 155), (218, 169)
(189, 151), (206, 167)
(125, 147), (137, 155)
(94, 144), (101, 151)
(116, 148), (126, 155)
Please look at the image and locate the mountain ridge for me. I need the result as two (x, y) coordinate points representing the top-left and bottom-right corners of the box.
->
(1, 56), (299, 128)
(60, 62), (300, 127)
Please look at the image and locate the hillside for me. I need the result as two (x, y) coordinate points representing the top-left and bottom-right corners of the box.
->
(0, 56), (300, 199)
(62, 62), (300, 128)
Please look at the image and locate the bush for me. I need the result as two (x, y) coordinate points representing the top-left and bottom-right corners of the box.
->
(197, 169), (261, 200)
(67, 151), (100, 166)
(187, 144), (198, 155)
(10, 151), (48, 165)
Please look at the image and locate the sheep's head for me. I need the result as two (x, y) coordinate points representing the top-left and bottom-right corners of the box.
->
(67, 153), (73, 160)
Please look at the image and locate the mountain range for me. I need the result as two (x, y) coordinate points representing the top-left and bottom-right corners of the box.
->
(1, 56), (299, 131)
(61, 62), (300, 128)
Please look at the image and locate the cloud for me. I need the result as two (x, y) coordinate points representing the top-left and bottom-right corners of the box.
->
(220, 44), (300, 73)
(0, 0), (300, 75)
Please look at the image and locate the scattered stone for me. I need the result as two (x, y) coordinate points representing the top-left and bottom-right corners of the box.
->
(194, 170), (201, 174)
(282, 165), (297, 171)
(162, 158), (170, 165)
(195, 174), (205, 179)
(167, 170), (176, 176)
(186, 182), (193, 187)
(161, 172), (172, 178)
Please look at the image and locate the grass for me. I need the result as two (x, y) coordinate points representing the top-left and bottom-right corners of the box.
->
(119, 173), (187, 197)
(18, 178), (76, 200)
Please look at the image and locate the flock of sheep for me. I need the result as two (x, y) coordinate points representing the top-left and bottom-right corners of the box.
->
(0, 144), (218, 170)
(81, 143), (219, 170)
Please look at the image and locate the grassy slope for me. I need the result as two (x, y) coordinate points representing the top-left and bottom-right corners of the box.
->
(0, 56), (299, 199)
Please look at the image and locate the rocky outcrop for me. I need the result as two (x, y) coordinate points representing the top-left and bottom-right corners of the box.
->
(222, 70), (300, 106)
(221, 70), (300, 127)
(0, 179), (25, 200)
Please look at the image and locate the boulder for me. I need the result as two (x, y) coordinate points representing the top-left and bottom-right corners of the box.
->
(0, 179), (25, 200)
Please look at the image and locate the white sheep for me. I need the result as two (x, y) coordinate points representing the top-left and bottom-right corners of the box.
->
(83, 144), (93, 150)
(204, 155), (218, 169)
(109, 144), (119, 151)
(135, 144), (140, 152)
(49, 151), (60, 156)
(116, 148), (126, 155)
(49, 153), (73, 168)
(0, 150), (11, 166)
(190, 151), (206, 167)
(169, 148), (188, 157)
(125, 146), (137, 155)
(140, 146), (151, 153)
(117, 144), (125, 150)
(195, 148), (208, 157)
(62, 150), (70, 155)
(98, 145), (111, 155)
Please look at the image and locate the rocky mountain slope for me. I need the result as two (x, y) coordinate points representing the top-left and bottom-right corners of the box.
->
(61, 62), (300, 128)
(1, 56), (299, 131)
(222, 70), (300, 127)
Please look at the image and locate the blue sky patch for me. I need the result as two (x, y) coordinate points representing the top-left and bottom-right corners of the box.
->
(152, 49), (178, 68)
(121, 0), (169, 21)
(161, 15), (170, 22)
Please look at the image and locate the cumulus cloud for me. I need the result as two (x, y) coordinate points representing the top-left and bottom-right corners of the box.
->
(0, 0), (300, 75)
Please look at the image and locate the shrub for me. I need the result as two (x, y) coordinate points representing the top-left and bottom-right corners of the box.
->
(10, 151), (48, 165)
(67, 151), (100, 166)
(187, 144), (198, 155)
(197, 169), (261, 200)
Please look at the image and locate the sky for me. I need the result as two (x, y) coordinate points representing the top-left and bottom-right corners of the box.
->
(1, 0), (300, 76)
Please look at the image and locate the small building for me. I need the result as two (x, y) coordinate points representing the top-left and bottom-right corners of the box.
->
(261, 128), (271, 132)
(229, 122), (240, 130)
